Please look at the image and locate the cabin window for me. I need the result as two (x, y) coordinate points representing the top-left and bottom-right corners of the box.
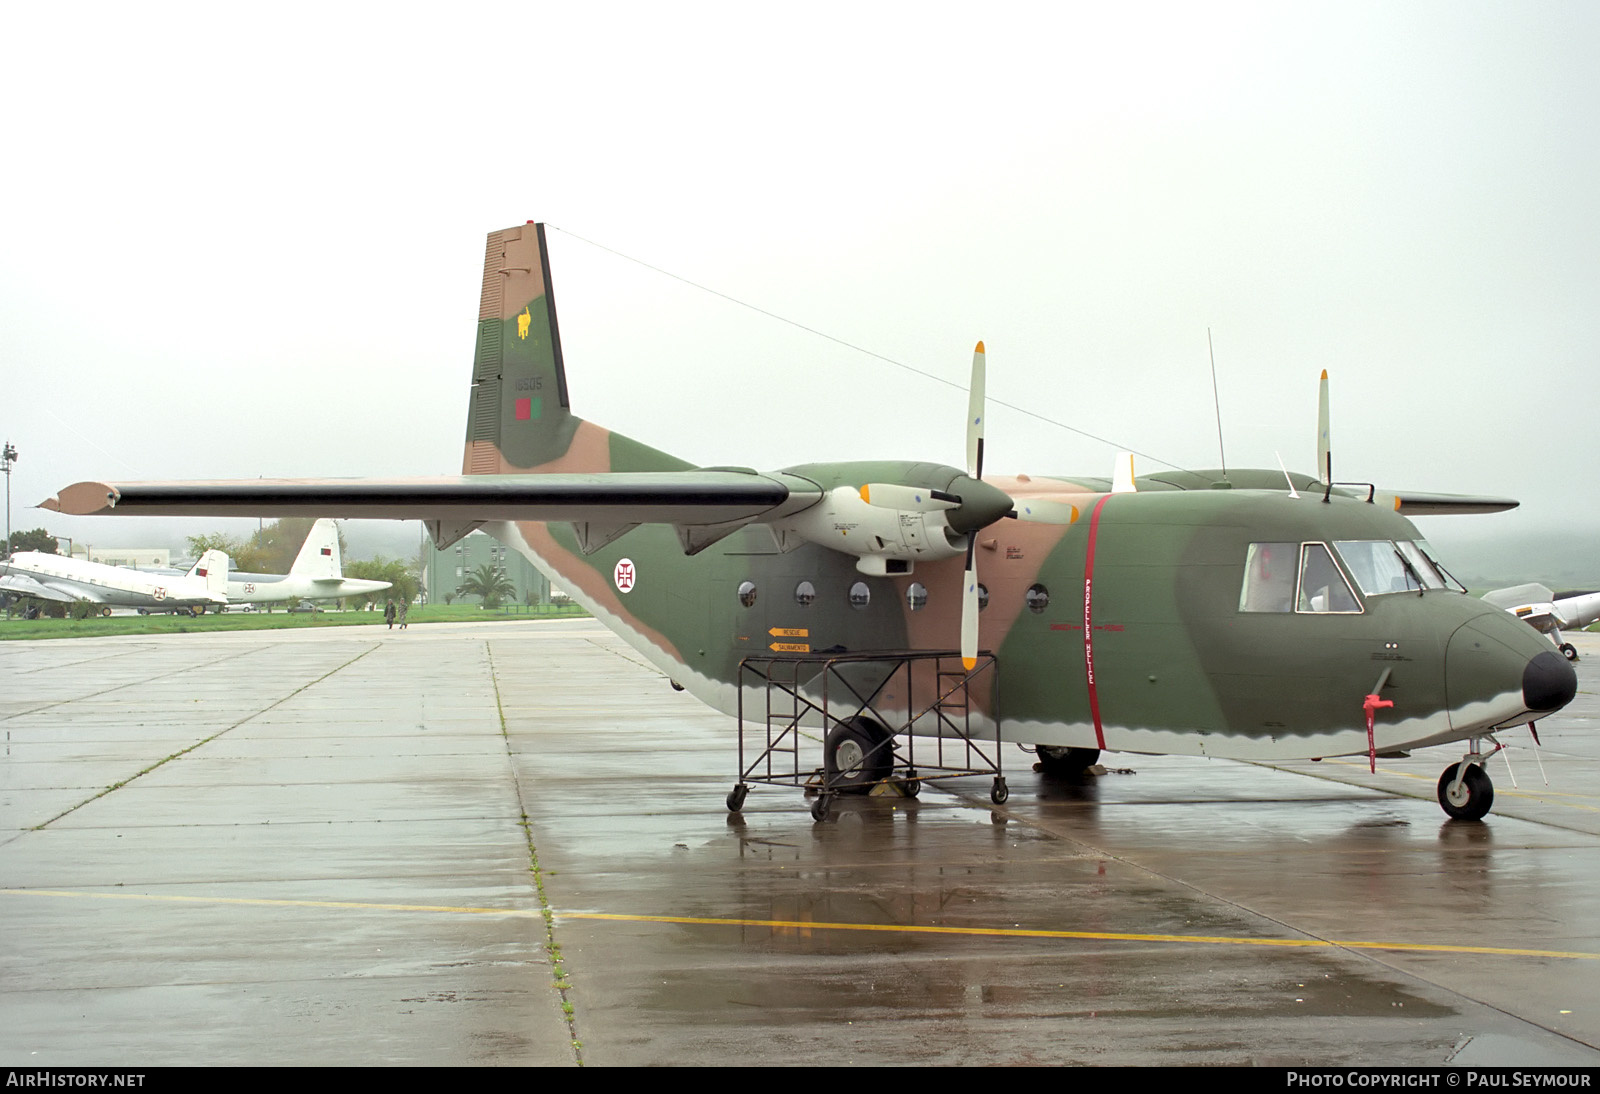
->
(1298, 543), (1361, 613)
(849, 581), (871, 610)
(794, 580), (816, 607)
(1239, 542), (1296, 612)
(1025, 583), (1049, 614)
(737, 581), (758, 608)
(906, 582), (927, 612)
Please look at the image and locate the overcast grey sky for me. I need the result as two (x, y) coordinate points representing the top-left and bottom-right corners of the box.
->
(3, 2), (1597, 565)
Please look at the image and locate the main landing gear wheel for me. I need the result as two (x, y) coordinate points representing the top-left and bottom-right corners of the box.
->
(100, 607), (112, 617)
(726, 783), (748, 813)
(823, 716), (893, 795)
(1438, 763), (1494, 821)
(1559, 642), (1579, 662)
(1035, 746), (1100, 777)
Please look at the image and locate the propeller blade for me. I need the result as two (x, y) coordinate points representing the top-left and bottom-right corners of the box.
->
(1111, 452), (1137, 493)
(961, 533), (979, 670)
(1317, 369), (1332, 485)
(858, 483), (960, 512)
(1008, 499), (1078, 524)
(966, 341), (986, 480)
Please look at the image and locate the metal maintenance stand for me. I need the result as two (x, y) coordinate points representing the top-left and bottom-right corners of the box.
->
(728, 649), (1004, 820)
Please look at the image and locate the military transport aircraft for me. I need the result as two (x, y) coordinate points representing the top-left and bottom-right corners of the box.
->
(1, 548), (230, 615)
(44, 222), (1577, 822)
(213, 518), (392, 610)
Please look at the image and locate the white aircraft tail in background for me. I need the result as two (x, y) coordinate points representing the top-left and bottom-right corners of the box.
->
(221, 519), (392, 609)
(1482, 583), (1600, 662)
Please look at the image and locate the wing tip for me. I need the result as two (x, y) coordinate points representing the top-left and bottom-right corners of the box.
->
(46, 482), (119, 516)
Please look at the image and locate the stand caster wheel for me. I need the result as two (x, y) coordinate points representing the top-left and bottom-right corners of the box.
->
(991, 777), (1009, 805)
(726, 783), (748, 812)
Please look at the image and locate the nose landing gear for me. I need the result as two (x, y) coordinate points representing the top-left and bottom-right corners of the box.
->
(1438, 741), (1496, 821)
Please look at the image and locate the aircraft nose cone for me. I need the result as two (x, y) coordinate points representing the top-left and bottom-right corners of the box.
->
(1523, 649), (1577, 712)
(945, 476), (1015, 534)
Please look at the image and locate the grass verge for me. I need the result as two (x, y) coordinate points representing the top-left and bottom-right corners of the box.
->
(0, 603), (589, 641)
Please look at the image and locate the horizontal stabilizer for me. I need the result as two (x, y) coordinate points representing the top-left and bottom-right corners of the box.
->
(1380, 491), (1519, 516)
(0, 572), (79, 603)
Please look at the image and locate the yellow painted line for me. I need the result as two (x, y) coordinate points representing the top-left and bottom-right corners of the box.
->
(562, 912), (1600, 961)
(1319, 758), (1600, 813)
(7, 889), (1596, 961)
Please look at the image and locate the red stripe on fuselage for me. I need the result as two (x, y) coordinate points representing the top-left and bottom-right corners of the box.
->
(1082, 494), (1111, 749)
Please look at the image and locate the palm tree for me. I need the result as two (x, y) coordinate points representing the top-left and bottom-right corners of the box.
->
(459, 563), (516, 609)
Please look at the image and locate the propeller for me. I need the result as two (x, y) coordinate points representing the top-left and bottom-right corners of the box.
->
(962, 342), (986, 670)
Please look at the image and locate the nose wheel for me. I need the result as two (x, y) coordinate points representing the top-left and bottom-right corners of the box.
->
(1437, 759), (1494, 821)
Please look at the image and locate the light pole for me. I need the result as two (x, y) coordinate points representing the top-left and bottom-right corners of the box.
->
(2, 440), (16, 560)
(2, 440), (14, 621)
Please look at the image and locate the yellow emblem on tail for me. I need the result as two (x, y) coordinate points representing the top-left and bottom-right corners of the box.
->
(517, 305), (532, 340)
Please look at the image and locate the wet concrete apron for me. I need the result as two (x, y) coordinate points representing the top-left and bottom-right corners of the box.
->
(3, 623), (1596, 1065)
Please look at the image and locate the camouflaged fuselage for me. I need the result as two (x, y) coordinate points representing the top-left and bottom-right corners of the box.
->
(461, 224), (1560, 762)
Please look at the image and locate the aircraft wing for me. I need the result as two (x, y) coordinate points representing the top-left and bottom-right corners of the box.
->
(43, 472), (819, 523)
(1482, 584), (1560, 634)
(0, 572), (85, 604)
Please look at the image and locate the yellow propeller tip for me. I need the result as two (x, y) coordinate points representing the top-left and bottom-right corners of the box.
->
(1320, 369), (1328, 380)
(962, 657), (977, 671)
(974, 340), (985, 354)
(859, 485), (871, 503)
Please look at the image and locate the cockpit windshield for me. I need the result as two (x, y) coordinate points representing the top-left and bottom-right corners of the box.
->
(1334, 540), (1453, 595)
(1239, 538), (1463, 614)
(1415, 540), (1468, 592)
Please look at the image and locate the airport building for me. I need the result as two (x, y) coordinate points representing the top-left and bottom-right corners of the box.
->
(70, 545), (171, 569)
(420, 530), (556, 606)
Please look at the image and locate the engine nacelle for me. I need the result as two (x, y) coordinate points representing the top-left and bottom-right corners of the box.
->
(775, 486), (967, 575)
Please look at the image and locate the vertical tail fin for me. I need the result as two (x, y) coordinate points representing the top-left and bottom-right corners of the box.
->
(289, 518), (341, 579)
(195, 549), (229, 598)
(460, 222), (691, 478)
(463, 222), (581, 474)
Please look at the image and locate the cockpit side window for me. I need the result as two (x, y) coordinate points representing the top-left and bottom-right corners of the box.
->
(1239, 541), (1296, 612)
(1298, 543), (1362, 613)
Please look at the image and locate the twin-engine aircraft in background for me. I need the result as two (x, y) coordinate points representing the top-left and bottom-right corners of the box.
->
(45, 222), (1578, 822)
(1, 549), (229, 615)
(207, 518), (393, 610)
(1482, 584), (1600, 662)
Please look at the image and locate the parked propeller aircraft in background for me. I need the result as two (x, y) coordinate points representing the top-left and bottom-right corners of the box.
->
(1482, 584), (1600, 662)
(202, 518), (392, 610)
(1, 549), (229, 615)
(44, 222), (1578, 822)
